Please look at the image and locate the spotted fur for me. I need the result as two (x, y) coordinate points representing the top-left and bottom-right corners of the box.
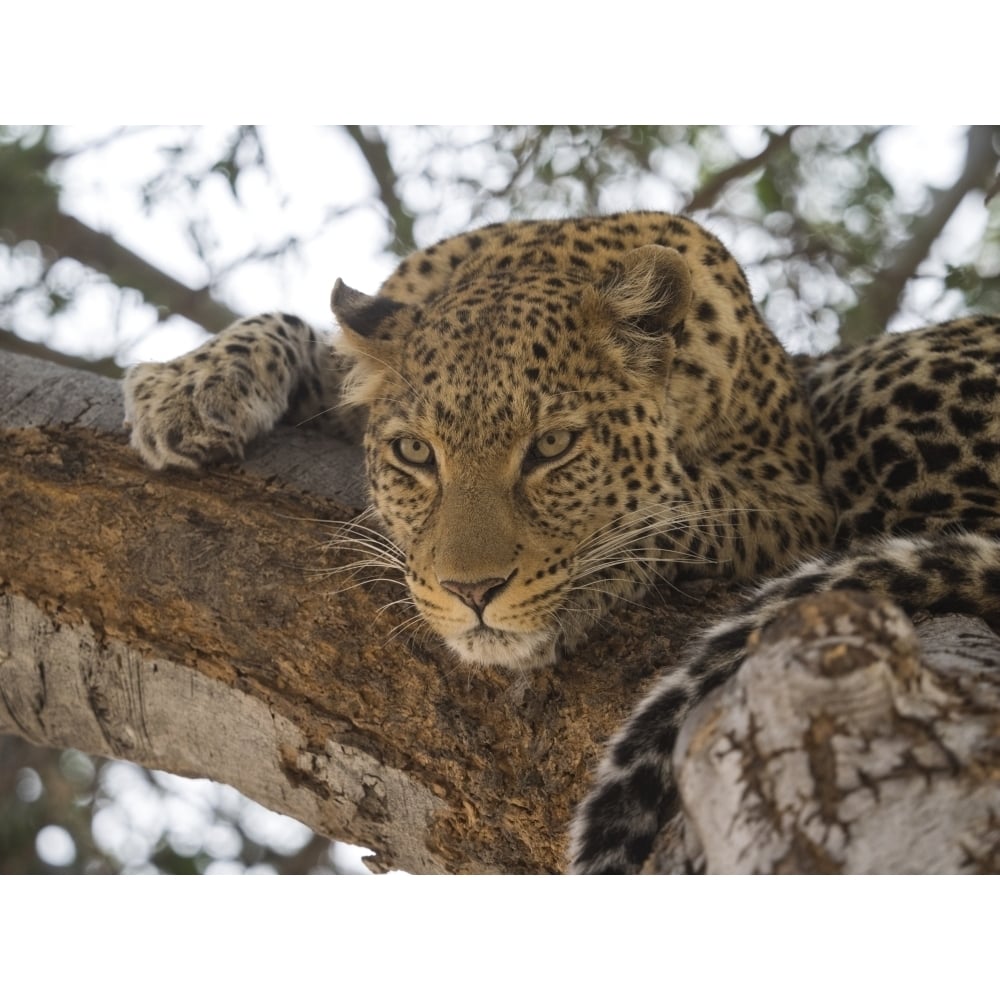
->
(571, 313), (1000, 873)
(122, 213), (1000, 873)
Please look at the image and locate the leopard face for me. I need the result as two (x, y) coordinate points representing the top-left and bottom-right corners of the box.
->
(333, 250), (698, 669)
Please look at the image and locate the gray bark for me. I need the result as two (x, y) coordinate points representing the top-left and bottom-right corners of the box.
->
(657, 591), (1000, 874)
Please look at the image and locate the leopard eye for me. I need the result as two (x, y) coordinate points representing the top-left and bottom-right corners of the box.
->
(392, 437), (435, 467)
(529, 429), (577, 463)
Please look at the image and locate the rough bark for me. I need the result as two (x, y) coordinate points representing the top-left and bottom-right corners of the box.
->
(4, 351), (1000, 874)
(652, 591), (1000, 874)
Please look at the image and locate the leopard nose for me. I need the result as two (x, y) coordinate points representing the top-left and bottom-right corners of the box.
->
(440, 575), (512, 615)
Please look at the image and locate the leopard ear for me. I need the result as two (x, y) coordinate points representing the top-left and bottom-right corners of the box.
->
(331, 278), (407, 344)
(596, 245), (693, 374)
(601, 245), (693, 333)
(331, 279), (406, 405)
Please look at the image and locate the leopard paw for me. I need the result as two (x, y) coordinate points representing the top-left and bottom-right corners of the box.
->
(123, 354), (286, 470)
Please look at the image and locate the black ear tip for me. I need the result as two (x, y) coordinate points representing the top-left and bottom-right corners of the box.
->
(331, 278), (367, 315)
(330, 277), (349, 311)
(331, 280), (405, 339)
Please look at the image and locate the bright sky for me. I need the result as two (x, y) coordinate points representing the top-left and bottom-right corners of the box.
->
(28, 126), (394, 365)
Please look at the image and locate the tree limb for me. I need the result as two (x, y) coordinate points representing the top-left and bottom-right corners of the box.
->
(0, 351), (701, 873)
(684, 126), (801, 213)
(0, 207), (241, 334)
(838, 125), (1000, 345)
(0, 326), (123, 377)
(341, 126), (416, 257)
(653, 590), (1000, 873)
(5, 352), (1000, 874)
(0, 136), (241, 337)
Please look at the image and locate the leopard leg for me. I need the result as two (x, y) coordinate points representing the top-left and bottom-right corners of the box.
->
(123, 312), (353, 469)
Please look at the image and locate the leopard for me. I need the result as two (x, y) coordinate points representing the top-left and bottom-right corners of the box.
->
(122, 211), (1000, 874)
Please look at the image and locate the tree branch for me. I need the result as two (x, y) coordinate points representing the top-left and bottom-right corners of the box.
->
(651, 590), (1000, 873)
(838, 125), (1000, 345)
(341, 126), (416, 257)
(0, 326), (123, 377)
(0, 206), (241, 334)
(684, 127), (801, 213)
(6, 352), (1000, 874)
(0, 350), (701, 873)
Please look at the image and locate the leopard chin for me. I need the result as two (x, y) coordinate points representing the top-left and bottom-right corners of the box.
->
(445, 625), (559, 672)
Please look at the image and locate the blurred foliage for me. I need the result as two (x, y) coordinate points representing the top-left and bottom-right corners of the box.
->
(2, 125), (999, 365)
(0, 736), (365, 874)
(1, 125), (999, 873)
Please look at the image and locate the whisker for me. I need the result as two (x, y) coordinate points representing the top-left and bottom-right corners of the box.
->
(321, 574), (409, 596)
(383, 611), (426, 643)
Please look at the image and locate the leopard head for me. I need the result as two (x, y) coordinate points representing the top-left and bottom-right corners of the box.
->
(331, 246), (693, 669)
